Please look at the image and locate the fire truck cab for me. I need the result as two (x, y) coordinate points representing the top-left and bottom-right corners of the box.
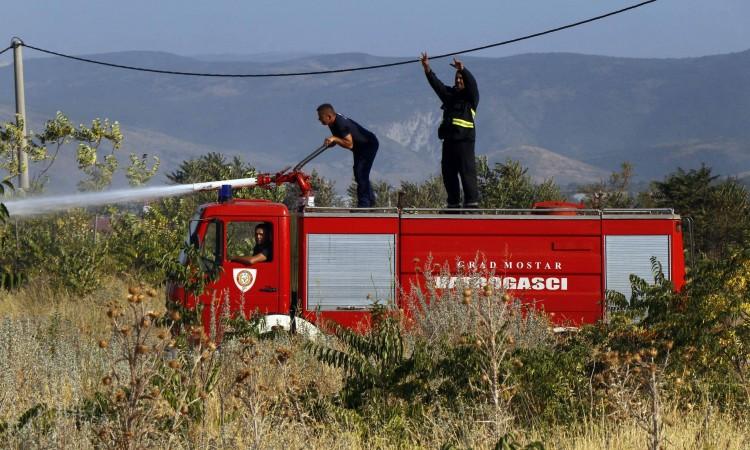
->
(168, 195), (685, 333)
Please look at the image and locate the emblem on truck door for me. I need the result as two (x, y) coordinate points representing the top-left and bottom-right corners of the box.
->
(233, 269), (257, 293)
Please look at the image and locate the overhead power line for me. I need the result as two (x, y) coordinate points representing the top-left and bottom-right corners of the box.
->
(0, 45), (13, 57)
(19, 0), (656, 78)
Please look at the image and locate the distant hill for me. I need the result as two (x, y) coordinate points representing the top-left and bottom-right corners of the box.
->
(1, 49), (749, 193)
(192, 51), (320, 63)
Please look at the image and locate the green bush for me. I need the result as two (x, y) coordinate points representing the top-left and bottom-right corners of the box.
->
(308, 269), (555, 443)
(0, 211), (110, 295)
(107, 207), (184, 284)
(510, 337), (594, 425)
(477, 157), (563, 209)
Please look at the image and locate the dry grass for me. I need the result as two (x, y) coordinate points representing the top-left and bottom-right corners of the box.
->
(0, 275), (136, 336)
(526, 409), (750, 450)
(0, 279), (748, 449)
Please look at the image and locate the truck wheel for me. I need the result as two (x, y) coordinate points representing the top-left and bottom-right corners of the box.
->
(261, 314), (320, 339)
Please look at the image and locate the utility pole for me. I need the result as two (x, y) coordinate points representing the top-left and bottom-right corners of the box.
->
(11, 37), (29, 191)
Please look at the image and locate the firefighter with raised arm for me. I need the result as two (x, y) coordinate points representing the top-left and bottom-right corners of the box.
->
(420, 52), (479, 209)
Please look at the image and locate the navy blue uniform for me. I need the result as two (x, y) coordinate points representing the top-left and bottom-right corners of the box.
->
(425, 68), (480, 208)
(253, 241), (272, 261)
(329, 114), (379, 207)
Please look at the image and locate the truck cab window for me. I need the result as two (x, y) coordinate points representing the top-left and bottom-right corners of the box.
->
(227, 221), (273, 264)
(198, 221), (220, 271)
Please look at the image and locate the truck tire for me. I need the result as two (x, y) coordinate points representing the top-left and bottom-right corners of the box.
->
(261, 314), (320, 339)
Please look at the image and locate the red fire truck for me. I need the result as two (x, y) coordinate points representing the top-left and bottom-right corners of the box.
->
(166, 171), (686, 333)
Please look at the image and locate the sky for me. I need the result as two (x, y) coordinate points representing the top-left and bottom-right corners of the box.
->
(0, 0), (748, 61)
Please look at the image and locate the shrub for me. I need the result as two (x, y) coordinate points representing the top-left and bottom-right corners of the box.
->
(0, 211), (110, 295)
(80, 285), (220, 448)
(107, 207), (184, 284)
(510, 336), (594, 425)
(309, 265), (554, 440)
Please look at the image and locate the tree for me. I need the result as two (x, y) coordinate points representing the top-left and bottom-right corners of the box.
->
(372, 181), (397, 207)
(347, 157), (565, 210)
(0, 116), (47, 190)
(167, 152), (286, 203)
(126, 153), (161, 187)
(396, 175), (445, 208)
(347, 175), (446, 209)
(0, 112), (159, 193)
(580, 162), (637, 209)
(649, 165), (750, 260)
(477, 157), (563, 209)
(168, 152), (248, 185)
(346, 180), (395, 208)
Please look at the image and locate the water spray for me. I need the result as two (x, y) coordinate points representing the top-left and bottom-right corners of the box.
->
(2, 143), (329, 218)
(3, 177), (264, 217)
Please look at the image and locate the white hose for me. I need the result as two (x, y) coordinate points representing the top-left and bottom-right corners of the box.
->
(191, 177), (258, 192)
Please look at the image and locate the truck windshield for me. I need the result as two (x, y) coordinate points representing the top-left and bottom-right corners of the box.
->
(200, 222), (219, 269)
(179, 209), (205, 264)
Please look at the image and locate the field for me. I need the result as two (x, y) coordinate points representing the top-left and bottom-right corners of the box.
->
(1, 276), (748, 450)
(1, 153), (749, 449)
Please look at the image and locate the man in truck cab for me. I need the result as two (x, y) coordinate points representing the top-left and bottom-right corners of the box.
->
(231, 223), (272, 265)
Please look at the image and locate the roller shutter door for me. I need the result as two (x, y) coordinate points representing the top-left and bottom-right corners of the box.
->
(605, 235), (670, 304)
(307, 234), (396, 310)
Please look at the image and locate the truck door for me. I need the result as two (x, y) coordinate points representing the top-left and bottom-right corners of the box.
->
(222, 218), (281, 319)
(196, 217), (282, 333)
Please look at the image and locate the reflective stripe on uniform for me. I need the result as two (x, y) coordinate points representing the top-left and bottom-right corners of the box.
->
(451, 118), (474, 128)
(470, 108), (476, 118)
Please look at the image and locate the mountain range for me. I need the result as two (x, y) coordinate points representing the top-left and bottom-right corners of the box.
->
(1, 49), (749, 193)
